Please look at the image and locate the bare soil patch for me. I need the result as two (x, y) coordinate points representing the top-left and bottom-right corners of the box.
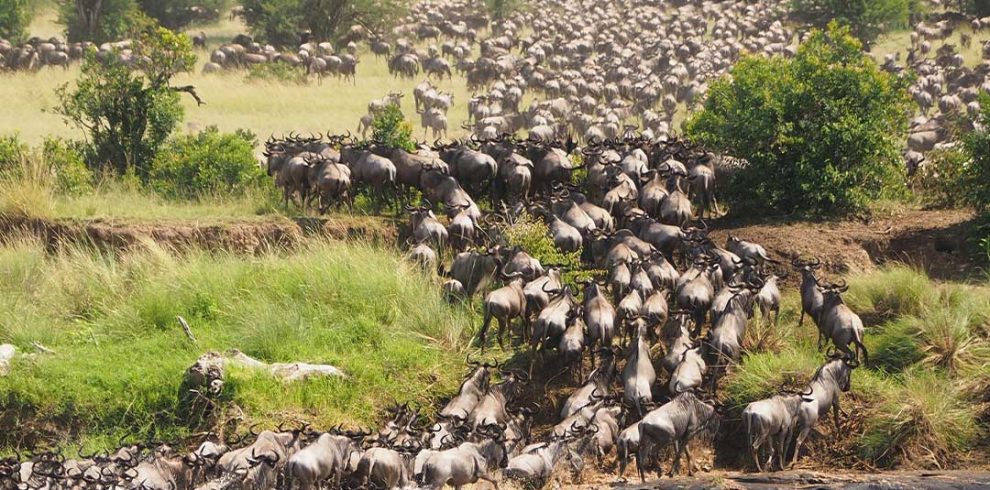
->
(708, 209), (983, 281)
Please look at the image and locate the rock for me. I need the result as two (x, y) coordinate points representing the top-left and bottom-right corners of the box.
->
(224, 349), (347, 381)
(0, 344), (16, 375)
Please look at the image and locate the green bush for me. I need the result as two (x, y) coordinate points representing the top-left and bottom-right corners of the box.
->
(0, 134), (28, 176)
(0, 0), (30, 42)
(59, 0), (150, 44)
(54, 27), (197, 180)
(138, 0), (226, 29)
(149, 127), (261, 199)
(239, 0), (406, 47)
(371, 105), (415, 152)
(686, 23), (911, 216)
(961, 95), (990, 216)
(503, 213), (581, 270)
(909, 146), (969, 208)
(246, 61), (309, 85)
(791, 0), (912, 47)
(42, 137), (93, 195)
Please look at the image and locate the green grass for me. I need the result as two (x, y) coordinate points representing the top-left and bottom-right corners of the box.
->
(0, 236), (476, 450)
(723, 265), (990, 469)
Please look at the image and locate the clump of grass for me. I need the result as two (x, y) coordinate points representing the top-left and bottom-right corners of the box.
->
(0, 238), (475, 449)
(722, 347), (821, 407)
(859, 369), (982, 468)
(844, 265), (934, 320)
(867, 318), (923, 373)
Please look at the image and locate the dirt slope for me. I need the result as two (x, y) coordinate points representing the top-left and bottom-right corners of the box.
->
(1, 209), (981, 279)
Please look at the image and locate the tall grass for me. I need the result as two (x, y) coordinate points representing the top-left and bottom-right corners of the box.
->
(0, 237), (475, 449)
(860, 369), (982, 468)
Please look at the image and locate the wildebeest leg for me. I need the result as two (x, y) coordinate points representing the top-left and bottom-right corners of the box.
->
(798, 309), (805, 327)
(684, 441), (696, 476)
(750, 427), (763, 473)
(478, 309), (493, 352)
(773, 306), (780, 326)
(791, 425), (811, 467)
(496, 316), (507, 350)
(668, 439), (683, 476)
(776, 428), (791, 471)
(478, 472), (498, 489)
(832, 399), (842, 429)
(636, 437), (650, 483)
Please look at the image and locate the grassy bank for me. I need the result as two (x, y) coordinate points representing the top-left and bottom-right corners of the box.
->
(723, 266), (990, 469)
(0, 236), (476, 451)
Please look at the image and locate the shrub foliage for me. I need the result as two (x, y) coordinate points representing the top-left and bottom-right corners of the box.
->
(961, 94), (990, 216)
(371, 105), (415, 152)
(790, 0), (912, 47)
(0, 0), (30, 42)
(686, 23), (911, 216)
(149, 127), (261, 199)
(54, 27), (198, 180)
(239, 0), (406, 47)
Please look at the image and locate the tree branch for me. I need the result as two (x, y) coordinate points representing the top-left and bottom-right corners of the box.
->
(172, 85), (206, 106)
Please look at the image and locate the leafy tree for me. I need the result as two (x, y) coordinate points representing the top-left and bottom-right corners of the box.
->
(0, 0), (31, 42)
(60, 0), (150, 43)
(961, 94), (990, 215)
(686, 23), (911, 216)
(150, 127), (261, 199)
(371, 104), (415, 152)
(485, 0), (522, 20)
(239, 0), (406, 47)
(791, 0), (912, 47)
(54, 27), (200, 179)
(138, 0), (226, 30)
(957, 0), (990, 16)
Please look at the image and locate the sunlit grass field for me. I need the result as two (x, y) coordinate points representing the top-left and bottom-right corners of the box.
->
(4, 9), (478, 146)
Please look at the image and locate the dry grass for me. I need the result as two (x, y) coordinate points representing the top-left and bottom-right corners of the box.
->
(4, 8), (480, 146)
(869, 23), (990, 68)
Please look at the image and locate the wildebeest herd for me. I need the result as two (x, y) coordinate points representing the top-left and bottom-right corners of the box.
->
(0, 123), (869, 489)
(14, 0), (990, 487)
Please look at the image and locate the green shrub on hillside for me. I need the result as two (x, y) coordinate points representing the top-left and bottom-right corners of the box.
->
(909, 146), (969, 208)
(239, 0), (406, 47)
(371, 105), (415, 152)
(42, 137), (93, 195)
(0, 134), (28, 175)
(138, 0), (226, 29)
(686, 23), (911, 216)
(149, 127), (261, 199)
